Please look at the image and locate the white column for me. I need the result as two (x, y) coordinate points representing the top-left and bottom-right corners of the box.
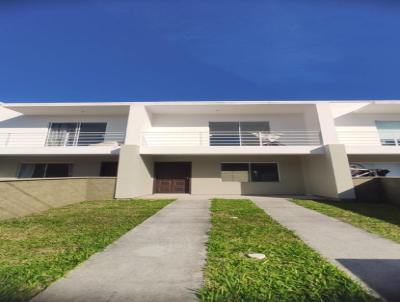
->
(115, 145), (153, 198)
(316, 103), (339, 144)
(325, 144), (355, 199)
(115, 104), (154, 198)
(302, 144), (355, 200)
(124, 104), (152, 145)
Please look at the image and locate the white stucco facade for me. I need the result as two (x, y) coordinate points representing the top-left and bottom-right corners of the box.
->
(1, 100), (400, 200)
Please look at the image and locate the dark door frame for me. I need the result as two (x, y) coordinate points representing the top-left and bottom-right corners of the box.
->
(153, 161), (192, 194)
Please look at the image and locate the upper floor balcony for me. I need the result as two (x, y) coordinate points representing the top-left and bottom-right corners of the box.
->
(337, 130), (400, 154)
(140, 130), (323, 155)
(0, 131), (125, 155)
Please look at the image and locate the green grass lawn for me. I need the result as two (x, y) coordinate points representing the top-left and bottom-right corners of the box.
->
(198, 199), (376, 302)
(0, 199), (173, 302)
(291, 199), (400, 244)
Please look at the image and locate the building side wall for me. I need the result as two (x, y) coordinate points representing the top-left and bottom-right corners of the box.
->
(153, 155), (305, 195)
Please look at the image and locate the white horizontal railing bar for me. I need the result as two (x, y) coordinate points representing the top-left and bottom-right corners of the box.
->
(141, 131), (322, 147)
(337, 130), (400, 146)
(0, 132), (126, 147)
(142, 131), (321, 134)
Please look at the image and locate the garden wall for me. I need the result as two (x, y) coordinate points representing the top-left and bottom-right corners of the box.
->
(0, 177), (116, 219)
(353, 177), (400, 205)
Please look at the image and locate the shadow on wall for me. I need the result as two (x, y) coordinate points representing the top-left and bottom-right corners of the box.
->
(0, 115), (48, 128)
(337, 259), (400, 302)
(353, 177), (400, 205)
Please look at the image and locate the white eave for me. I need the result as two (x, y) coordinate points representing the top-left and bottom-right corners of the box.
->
(1, 102), (131, 116)
(2, 99), (400, 115)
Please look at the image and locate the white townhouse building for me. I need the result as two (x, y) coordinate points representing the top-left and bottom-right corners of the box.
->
(0, 100), (400, 200)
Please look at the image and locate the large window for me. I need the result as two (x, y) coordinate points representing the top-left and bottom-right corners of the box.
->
(18, 163), (73, 178)
(209, 122), (269, 146)
(46, 122), (107, 146)
(376, 121), (400, 146)
(221, 163), (279, 182)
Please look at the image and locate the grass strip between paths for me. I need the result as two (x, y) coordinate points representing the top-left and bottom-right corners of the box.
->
(0, 199), (174, 302)
(291, 199), (400, 244)
(198, 198), (377, 302)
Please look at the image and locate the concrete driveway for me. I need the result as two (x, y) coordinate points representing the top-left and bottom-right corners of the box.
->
(32, 197), (210, 302)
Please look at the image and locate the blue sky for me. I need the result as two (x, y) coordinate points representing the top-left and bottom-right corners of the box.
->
(0, 0), (399, 102)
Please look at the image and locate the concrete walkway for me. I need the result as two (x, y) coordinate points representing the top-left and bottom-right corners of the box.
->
(32, 198), (210, 302)
(251, 196), (400, 302)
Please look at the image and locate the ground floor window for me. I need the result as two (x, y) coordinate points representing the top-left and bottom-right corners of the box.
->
(18, 163), (73, 178)
(221, 162), (279, 182)
(100, 161), (118, 176)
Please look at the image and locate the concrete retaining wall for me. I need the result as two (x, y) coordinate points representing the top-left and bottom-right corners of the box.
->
(353, 177), (400, 205)
(0, 177), (116, 220)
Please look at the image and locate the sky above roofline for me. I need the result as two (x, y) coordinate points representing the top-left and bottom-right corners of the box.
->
(1, 0), (399, 102)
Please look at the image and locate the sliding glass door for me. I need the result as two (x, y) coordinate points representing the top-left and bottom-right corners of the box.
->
(46, 123), (79, 146)
(209, 122), (269, 146)
(240, 122), (270, 146)
(46, 123), (107, 146)
(78, 123), (107, 146)
(209, 122), (240, 146)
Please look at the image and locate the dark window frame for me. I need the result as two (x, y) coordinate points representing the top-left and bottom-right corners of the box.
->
(17, 163), (73, 178)
(220, 162), (280, 183)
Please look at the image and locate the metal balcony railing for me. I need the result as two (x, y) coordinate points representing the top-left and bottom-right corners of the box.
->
(337, 130), (400, 146)
(141, 131), (322, 147)
(0, 132), (126, 147)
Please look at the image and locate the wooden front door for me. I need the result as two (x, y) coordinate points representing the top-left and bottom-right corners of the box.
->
(154, 162), (191, 193)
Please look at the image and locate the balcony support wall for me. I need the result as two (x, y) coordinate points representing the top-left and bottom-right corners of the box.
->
(124, 105), (152, 145)
(316, 103), (339, 144)
(302, 144), (355, 200)
(115, 145), (153, 198)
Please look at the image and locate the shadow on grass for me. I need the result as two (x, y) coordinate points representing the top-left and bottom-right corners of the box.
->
(301, 199), (400, 227)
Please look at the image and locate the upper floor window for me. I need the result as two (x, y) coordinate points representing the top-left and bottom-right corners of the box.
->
(376, 121), (400, 146)
(46, 122), (107, 146)
(209, 122), (269, 146)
